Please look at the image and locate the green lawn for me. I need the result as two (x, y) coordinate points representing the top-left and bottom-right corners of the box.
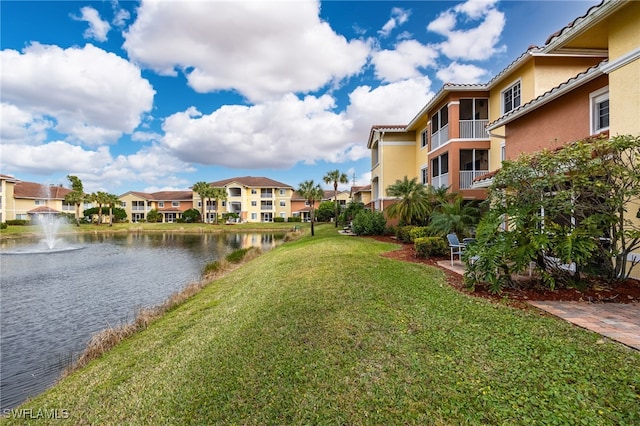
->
(4, 224), (639, 425)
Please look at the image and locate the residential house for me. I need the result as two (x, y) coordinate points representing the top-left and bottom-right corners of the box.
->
(207, 176), (294, 223)
(4, 179), (75, 222)
(367, 125), (416, 211)
(350, 185), (372, 208)
(483, 0), (640, 276)
(370, 14), (607, 212)
(119, 191), (194, 223)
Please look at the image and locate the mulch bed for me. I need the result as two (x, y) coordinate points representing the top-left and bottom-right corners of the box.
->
(370, 235), (640, 306)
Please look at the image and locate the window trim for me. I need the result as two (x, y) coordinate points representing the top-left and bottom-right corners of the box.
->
(589, 86), (609, 135)
(501, 79), (522, 114)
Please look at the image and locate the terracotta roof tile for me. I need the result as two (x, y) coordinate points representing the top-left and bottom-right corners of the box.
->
(208, 176), (293, 189)
(14, 181), (71, 199)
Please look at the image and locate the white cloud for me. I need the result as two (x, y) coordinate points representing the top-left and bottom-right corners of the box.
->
(346, 77), (434, 127)
(0, 103), (51, 144)
(427, 0), (506, 61)
(0, 43), (155, 146)
(378, 7), (411, 38)
(71, 6), (111, 42)
(371, 40), (438, 82)
(436, 62), (488, 84)
(111, 0), (131, 28)
(123, 0), (370, 102)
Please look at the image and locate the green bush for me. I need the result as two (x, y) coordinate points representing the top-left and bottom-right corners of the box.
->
(273, 217), (285, 223)
(287, 216), (302, 222)
(225, 248), (251, 263)
(351, 210), (386, 236)
(415, 237), (449, 258)
(6, 219), (28, 226)
(395, 226), (415, 243)
(0, 222), (7, 229)
(409, 226), (435, 242)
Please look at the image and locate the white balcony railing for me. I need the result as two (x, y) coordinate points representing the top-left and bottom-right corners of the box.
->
(431, 173), (449, 189)
(459, 170), (490, 189)
(459, 119), (488, 139)
(431, 124), (449, 150)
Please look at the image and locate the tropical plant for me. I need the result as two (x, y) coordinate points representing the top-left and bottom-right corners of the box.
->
(88, 191), (112, 225)
(428, 196), (480, 238)
(297, 180), (324, 236)
(385, 176), (430, 225)
(64, 175), (85, 227)
(316, 201), (336, 222)
(465, 134), (640, 293)
(105, 193), (121, 227)
(323, 169), (349, 227)
(146, 209), (162, 223)
(211, 187), (228, 223)
(339, 201), (365, 226)
(192, 181), (211, 223)
(181, 208), (201, 223)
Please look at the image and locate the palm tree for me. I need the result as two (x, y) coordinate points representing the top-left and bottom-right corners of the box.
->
(323, 169), (348, 227)
(89, 191), (111, 225)
(192, 181), (211, 223)
(429, 196), (480, 238)
(385, 176), (430, 225)
(211, 187), (228, 224)
(105, 193), (120, 227)
(297, 180), (324, 236)
(64, 175), (85, 227)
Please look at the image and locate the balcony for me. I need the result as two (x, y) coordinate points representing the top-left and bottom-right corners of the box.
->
(459, 119), (488, 139)
(261, 203), (273, 211)
(431, 124), (449, 150)
(459, 170), (490, 189)
(431, 173), (449, 189)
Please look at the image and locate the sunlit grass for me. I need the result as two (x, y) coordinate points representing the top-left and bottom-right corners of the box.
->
(4, 224), (639, 425)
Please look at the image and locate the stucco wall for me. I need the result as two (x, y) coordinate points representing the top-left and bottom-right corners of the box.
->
(505, 75), (608, 158)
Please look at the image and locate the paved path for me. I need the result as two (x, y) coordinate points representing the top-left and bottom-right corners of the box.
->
(436, 260), (640, 351)
(528, 301), (640, 351)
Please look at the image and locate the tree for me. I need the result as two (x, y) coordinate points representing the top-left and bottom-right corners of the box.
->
(88, 191), (111, 225)
(64, 175), (85, 227)
(385, 176), (430, 225)
(316, 201), (336, 222)
(192, 181), (211, 223)
(146, 209), (162, 223)
(211, 187), (228, 223)
(323, 169), (348, 227)
(297, 180), (324, 236)
(465, 135), (640, 293)
(105, 193), (120, 227)
(181, 208), (201, 223)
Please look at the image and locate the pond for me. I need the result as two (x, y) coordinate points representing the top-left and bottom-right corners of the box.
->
(0, 231), (283, 410)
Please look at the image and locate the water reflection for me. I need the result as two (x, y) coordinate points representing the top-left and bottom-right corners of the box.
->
(0, 232), (282, 410)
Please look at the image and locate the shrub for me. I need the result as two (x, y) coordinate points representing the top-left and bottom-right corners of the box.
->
(415, 237), (448, 258)
(273, 217), (285, 223)
(6, 219), (28, 226)
(351, 210), (386, 236)
(409, 226), (435, 242)
(202, 260), (224, 276)
(0, 222), (7, 229)
(395, 226), (415, 243)
(288, 216), (302, 222)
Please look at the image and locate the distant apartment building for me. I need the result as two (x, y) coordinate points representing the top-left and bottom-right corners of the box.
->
(0, 175), (79, 222)
(119, 191), (194, 223)
(206, 176), (294, 223)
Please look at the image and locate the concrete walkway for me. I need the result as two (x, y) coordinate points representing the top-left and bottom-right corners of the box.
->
(437, 260), (640, 351)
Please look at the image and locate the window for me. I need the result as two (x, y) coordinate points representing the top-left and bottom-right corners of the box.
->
(502, 81), (521, 113)
(120, 201), (126, 208)
(35, 199), (45, 206)
(279, 200), (286, 207)
(431, 105), (448, 134)
(251, 201), (257, 207)
(158, 202), (164, 208)
(251, 213), (257, 220)
(228, 187), (241, 197)
(279, 189), (286, 195)
(501, 142), (506, 162)
(420, 129), (428, 148)
(590, 87), (609, 134)
(421, 167), (428, 184)
(251, 189), (257, 194)
(172, 201), (180, 207)
(459, 99), (489, 120)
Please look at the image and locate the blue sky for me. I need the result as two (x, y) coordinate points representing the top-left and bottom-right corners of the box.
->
(1, 0), (598, 195)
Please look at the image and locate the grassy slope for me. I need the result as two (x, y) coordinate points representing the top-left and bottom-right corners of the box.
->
(6, 224), (639, 425)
